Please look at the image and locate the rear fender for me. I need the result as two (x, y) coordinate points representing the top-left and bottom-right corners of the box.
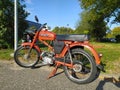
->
(79, 44), (101, 65)
(63, 43), (101, 65)
(21, 42), (41, 52)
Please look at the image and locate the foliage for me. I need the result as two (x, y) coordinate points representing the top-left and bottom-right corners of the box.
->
(111, 27), (120, 36)
(106, 27), (120, 38)
(106, 32), (114, 38)
(76, 11), (107, 40)
(77, 0), (120, 41)
(52, 26), (74, 34)
(75, 11), (92, 34)
(115, 35), (120, 42)
(80, 0), (120, 23)
(0, 0), (29, 48)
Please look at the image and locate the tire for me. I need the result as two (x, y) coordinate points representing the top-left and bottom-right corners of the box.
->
(14, 46), (40, 68)
(64, 48), (98, 84)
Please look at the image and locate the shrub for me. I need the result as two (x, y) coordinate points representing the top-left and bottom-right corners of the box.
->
(115, 35), (120, 43)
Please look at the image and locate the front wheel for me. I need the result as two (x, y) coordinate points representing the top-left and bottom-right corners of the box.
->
(14, 46), (40, 68)
(64, 48), (98, 84)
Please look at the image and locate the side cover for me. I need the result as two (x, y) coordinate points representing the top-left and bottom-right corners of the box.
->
(53, 41), (65, 54)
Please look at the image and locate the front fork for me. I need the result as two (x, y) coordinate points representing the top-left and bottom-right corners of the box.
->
(27, 48), (32, 59)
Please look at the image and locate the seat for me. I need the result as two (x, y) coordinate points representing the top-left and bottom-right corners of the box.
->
(56, 34), (90, 41)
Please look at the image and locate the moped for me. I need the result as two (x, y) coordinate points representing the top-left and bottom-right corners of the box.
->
(14, 16), (104, 84)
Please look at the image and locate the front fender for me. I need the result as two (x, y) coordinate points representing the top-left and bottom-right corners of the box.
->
(21, 42), (41, 52)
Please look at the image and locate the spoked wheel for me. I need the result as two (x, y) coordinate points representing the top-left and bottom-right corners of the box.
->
(14, 46), (40, 68)
(64, 48), (98, 84)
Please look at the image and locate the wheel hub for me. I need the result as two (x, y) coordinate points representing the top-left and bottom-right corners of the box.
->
(24, 54), (30, 59)
(73, 64), (82, 72)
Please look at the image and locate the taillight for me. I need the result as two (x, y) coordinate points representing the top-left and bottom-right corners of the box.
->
(99, 53), (102, 58)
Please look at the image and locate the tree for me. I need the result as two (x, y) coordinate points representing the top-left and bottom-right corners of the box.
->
(75, 11), (92, 34)
(0, 0), (29, 48)
(116, 35), (120, 42)
(112, 27), (120, 36)
(80, 0), (120, 23)
(52, 26), (74, 34)
(106, 27), (120, 38)
(75, 10), (107, 40)
(111, 27), (120, 42)
(77, 0), (120, 41)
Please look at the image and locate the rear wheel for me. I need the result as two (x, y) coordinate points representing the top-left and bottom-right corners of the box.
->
(14, 46), (40, 68)
(64, 48), (98, 84)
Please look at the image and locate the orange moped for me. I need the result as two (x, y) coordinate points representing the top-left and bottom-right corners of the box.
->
(14, 16), (104, 84)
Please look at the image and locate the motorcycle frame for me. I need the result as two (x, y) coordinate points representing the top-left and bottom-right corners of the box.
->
(21, 29), (101, 78)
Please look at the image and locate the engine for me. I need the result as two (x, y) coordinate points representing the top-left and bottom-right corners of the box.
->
(41, 51), (55, 64)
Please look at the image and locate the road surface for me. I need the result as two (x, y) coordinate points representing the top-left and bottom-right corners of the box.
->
(0, 60), (120, 90)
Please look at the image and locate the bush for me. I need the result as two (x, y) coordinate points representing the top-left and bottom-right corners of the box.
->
(0, 40), (9, 49)
(115, 35), (120, 43)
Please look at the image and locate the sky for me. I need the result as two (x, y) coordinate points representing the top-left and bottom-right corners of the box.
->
(24, 0), (119, 30)
(24, 0), (82, 30)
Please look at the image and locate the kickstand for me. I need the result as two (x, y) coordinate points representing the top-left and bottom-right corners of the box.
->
(47, 63), (60, 79)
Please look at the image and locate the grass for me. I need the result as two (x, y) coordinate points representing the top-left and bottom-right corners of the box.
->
(0, 42), (120, 74)
(0, 49), (14, 60)
(91, 42), (120, 74)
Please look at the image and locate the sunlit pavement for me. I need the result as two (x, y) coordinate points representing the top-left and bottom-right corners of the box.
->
(0, 60), (120, 90)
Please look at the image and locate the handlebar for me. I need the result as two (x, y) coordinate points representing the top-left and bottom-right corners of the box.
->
(34, 16), (48, 31)
(37, 23), (47, 31)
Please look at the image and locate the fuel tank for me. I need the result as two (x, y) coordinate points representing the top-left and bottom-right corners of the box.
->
(39, 30), (56, 40)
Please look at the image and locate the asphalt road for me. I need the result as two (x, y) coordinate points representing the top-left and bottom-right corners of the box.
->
(0, 60), (120, 90)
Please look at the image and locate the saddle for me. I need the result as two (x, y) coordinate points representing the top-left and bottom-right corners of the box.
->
(56, 34), (90, 41)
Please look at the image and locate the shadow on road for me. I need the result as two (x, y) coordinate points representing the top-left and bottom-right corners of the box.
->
(96, 76), (120, 90)
(31, 63), (65, 78)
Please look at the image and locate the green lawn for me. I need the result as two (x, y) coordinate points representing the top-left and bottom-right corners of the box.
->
(0, 49), (14, 60)
(91, 42), (120, 74)
(0, 42), (120, 74)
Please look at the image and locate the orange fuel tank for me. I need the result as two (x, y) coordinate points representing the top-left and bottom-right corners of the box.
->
(39, 30), (56, 40)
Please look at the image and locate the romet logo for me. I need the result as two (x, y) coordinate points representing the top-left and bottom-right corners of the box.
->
(40, 34), (49, 37)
